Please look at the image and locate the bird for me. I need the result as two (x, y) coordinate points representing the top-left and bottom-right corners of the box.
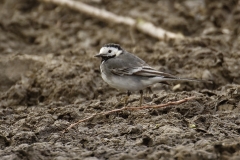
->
(95, 43), (208, 107)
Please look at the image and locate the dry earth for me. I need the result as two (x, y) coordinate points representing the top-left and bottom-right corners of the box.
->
(0, 0), (240, 159)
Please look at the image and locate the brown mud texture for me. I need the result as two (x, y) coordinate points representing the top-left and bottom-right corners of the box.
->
(1, 0), (240, 159)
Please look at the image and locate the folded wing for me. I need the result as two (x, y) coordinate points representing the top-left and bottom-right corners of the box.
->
(111, 65), (178, 79)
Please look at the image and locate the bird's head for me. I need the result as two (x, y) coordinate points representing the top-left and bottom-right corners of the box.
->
(95, 43), (123, 61)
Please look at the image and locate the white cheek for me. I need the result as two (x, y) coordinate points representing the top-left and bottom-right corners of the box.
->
(115, 50), (122, 57)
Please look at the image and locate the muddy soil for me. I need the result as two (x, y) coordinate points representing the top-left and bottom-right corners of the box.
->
(0, 0), (240, 159)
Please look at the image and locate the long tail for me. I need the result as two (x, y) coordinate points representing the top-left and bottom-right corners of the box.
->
(159, 77), (213, 84)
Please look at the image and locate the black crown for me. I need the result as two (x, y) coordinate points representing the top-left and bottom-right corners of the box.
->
(104, 43), (122, 50)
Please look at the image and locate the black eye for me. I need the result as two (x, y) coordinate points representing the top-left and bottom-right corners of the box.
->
(108, 50), (112, 53)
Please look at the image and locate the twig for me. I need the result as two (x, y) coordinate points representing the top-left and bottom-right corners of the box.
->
(40, 0), (184, 40)
(61, 96), (195, 134)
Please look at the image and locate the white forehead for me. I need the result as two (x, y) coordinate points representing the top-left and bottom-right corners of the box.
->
(100, 47), (119, 54)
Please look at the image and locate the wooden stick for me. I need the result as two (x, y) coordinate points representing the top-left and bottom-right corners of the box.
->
(40, 0), (184, 40)
(61, 96), (195, 134)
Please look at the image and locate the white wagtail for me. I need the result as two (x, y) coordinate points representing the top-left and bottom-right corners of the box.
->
(95, 43), (208, 106)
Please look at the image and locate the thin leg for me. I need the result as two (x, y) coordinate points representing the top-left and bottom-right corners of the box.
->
(139, 90), (143, 107)
(146, 87), (153, 97)
(124, 91), (131, 106)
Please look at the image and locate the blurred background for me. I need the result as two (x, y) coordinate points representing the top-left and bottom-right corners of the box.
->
(0, 0), (239, 105)
(0, 0), (240, 159)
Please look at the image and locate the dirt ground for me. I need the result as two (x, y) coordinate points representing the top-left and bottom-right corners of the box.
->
(0, 0), (240, 159)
